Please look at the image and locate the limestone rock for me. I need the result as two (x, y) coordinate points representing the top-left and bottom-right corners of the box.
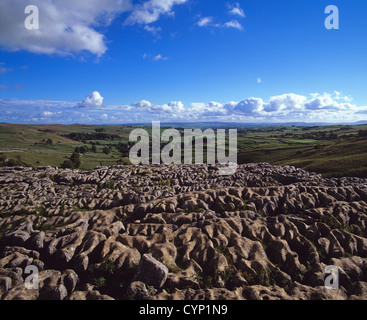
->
(134, 254), (169, 289)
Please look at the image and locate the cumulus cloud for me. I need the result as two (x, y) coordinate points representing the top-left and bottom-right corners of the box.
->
(197, 17), (213, 27)
(124, 92), (362, 122)
(132, 100), (153, 109)
(78, 91), (104, 108)
(185, 92), (360, 122)
(304, 92), (354, 111)
(333, 91), (353, 102)
(100, 113), (117, 122)
(0, 0), (132, 56)
(234, 98), (264, 115)
(126, 0), (187, 25)
(132, 100), (185, 115)
(224, 20), (243, 30)
(264, 94), (307, 113)
(152, 101), (185, 114)
(0, 92), (365, 124)
(190, 101), (227, 117)
(228, 2), (245, 18)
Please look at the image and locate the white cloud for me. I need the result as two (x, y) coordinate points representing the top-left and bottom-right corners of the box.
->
(132, 100), (185, 115)
(0, 0), (132, 56)
(143, 53), (168, 61)
(184, 92), (360, 122)
(234, 98), (264, 115)
(224, 20), (243, 30)
(153, 54), (168, 61)
(303, 92), (354, 111)
(257, 77), (262, 84)
(0, 92), (365, 124)
(78, 91), (104, 108)
(126, 0), (187, 25)
(333, 90), (353, 102)
(151, 101), (185, 114)
(197, 17), (213, 27)
(228, 2), (245, 18)
(101, 113), (109, 121)
(197, 3), (245, 31)
(132, 100), (153, 109)
(190, 101), (227, 117)
(40, 111), (62, 117)
(264, 94), (307, 113)
(144, 25), (162, 36)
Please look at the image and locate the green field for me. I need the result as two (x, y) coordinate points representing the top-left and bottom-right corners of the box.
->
(1, 123), (367, 178)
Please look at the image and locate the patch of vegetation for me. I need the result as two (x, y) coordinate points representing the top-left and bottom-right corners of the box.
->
(0, 155), (26, 168)
(0, 218), (24, 237)
(87, 258), (138, 299)
(344, 281), (358, 296)
(214, 246), (228, 255)
(320, 214), (365, 237)
(252, 265), (292, 291)
(157, 179), (172, 187)
(164, 263), (184, 274)
(195, 246), (238, 289)
(34, 206), (47, 215)
(104, 180), (116, 190)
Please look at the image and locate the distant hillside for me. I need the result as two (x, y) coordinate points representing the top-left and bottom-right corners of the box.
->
(1, 123), (367, 178)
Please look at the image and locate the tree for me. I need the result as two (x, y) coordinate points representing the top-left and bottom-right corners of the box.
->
(61, 160), (75, 169)
(103, 147), (111, 155)
(46, 139), (53, 145)
(6, 159), (18, 167)
(79, 146), (89, 154)
(91, 143), (97, 153)
(70, 152), (81, 168)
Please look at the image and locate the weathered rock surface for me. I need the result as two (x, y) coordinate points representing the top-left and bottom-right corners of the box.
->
(0, 163), (367, 300)
(134, 254), (169, 289)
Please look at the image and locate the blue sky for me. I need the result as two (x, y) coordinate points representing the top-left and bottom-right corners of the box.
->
(0, 0), (367, 124)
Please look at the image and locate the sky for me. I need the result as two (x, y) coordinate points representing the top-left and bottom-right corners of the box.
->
(0, 0), (367, 124)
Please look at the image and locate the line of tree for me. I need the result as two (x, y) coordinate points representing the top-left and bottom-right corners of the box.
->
(74, 146), (90, 154)
(63, 132), (120, 142)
